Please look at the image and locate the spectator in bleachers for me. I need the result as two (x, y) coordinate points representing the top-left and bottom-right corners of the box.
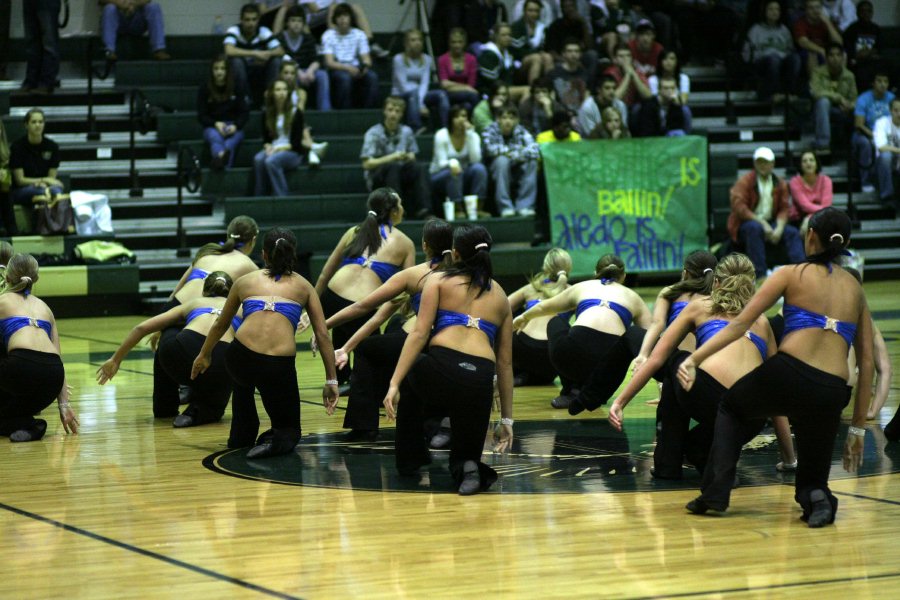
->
(546, 0), (597, 75)
(510, 0), (554, 85)
(519, 77), (565, 135)
(278, 62), (329, 164)
(853, 70), (894, 193)
(629, 1), (676, 50)
(843, 1), (882, 90)
(99, 0), (171, 62)
(482, 104), (540, 217)
(632, 75), (691, 137)
(596, 106), (631, 139)
(604, 43), (651, 108)
(789, 150), (833, 235)
(253, 80), (312, 196)
(589, 0), (639, 61)
(301, 0), (388, 57)
(392, 29), (449, 133)
(793, 0), (843, 77)
(821, 0), (856, 32)
(21, 0), (60, 94)
(648, 49), (689, 105)
(745, 0), (802, 103)
(9, 108), (64, 235)
(512, 0), (559, 28)
(0, 120), (12, 234)
(322, 3), (379, 109)
(477, 22), (529, 101)
(628, 19), (663, 78)
(463, 0), (509, 51)
(473, 82), (510, 133)
(361, 97), (433, 219)
(547, 39), (592, 115)
(536, 109), (582, 143)
(430, 105), (487, 215)
(810, 42), (857, 152)
(728, 146), (806, 280)
(577, 74), (628, 138)
(199, 56), (250, 171)
(437, 28), (481, 113)
(224, 3), (284, 107)
(277, 5), (330, 111)
(871, 98), (900, 211)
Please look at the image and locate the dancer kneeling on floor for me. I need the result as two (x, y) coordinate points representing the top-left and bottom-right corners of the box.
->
(513, 254), (652, 414)
(609, 254), (790, 479)
(384, 224), (514, 495)
(97, 272), (241, 428)
(0, 253), (77, 441)
(192, 228), (338, 459)
(677, 207), (873, 528)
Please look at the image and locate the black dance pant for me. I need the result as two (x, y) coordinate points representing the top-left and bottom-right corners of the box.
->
(654, 351), (726, 478)
(0, 349), (65, 437)
(512, 331), (558, 386)
(698, 352), (851, 519)
(225, 339), (301, 454)
(321, 288), (378, 386)
(344, 328), (407, 432)
(153, 297), (182, 418)
(395, 346), (498, 489)
(157, 330), (232, 425)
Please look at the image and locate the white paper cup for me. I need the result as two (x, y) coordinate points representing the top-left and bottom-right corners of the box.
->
(463, 195), (478, 220)
(443, 200), (455, 222)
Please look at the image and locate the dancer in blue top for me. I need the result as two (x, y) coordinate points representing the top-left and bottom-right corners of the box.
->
(385, 225), (514, 495)
(315, 188), (416, 388)
(0, 254), (77, 441)
(193, 228), (338, 459)
(97, 272), (239, 428)
(677, 207), (874, 528)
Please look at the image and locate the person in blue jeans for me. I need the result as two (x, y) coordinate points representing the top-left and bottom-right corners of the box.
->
(321, 2), (378, 109)
(253, 80), (311, 196)
(198, 56), (250, 170)
(392, 28), (449, 131)
(21, 0), (60, 94)
(99, 0), (171, 61)
(276, 5), (330, 111)
(852, 71), (894, 192)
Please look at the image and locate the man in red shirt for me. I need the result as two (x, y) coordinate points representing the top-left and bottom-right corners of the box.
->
(628, 19), (663, 78)
(603, 44), (651, 108)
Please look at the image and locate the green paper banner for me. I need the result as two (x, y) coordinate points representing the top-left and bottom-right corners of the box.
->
(543, 136), (708, 276)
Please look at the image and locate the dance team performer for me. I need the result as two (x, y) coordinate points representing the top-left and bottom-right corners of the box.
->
(192, 228), (338, 459)
(678, 208), (873, 528)
(384, 225), (514, 495)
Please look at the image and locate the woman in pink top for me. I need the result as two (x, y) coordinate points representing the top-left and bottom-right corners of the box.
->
(789, 150), (833, 235)
(437, 28), (481, 111)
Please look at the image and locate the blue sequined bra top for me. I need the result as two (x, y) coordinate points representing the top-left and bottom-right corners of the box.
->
(186, 267), (210, 283)
(782, 303), (857, 347)
(241, 298), (303, 331)
(432, 309), (499, 346)
(667, 301), (688, 326)
(410, 292), (422, 315)
(341, 256), (402, 283)
(575, 298), (633, 327)
(186, 307), (242, 332)
(695, 319), (767, 361)
(524, 298), (573, 321)
(0, 316), (53, 348)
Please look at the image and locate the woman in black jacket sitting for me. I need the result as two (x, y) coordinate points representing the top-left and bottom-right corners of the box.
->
(199, 55), (250, 170)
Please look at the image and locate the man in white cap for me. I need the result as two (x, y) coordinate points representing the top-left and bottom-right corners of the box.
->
(726, 146), (806, 279)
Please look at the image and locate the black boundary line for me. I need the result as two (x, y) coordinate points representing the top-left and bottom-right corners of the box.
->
(0, 500), (304, 600)
(832, 490), (900, 507)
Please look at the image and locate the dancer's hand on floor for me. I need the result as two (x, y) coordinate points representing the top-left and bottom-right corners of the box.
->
(323, 383), (339, 415)
(494, 423), (513, 453)
(843, 432), (864, 472)
(59, 404), (79, 434)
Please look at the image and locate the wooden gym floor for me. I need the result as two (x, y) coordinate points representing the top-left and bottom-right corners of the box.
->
(1, 281), (898, 599)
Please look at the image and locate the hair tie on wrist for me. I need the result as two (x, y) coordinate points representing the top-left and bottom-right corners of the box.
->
(368, 210), (378, 218)
(703, 268), (713, 274)
(474, 242), (489, 250)
(829, 233), (844, 244)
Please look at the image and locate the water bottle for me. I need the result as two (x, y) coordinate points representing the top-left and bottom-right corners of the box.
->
(212, 16), (225, 35)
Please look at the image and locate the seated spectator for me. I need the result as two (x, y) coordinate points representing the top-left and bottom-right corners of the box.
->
(392, 29), (449, 132)
(547, 39), (592, 115)
(536, 110), (582, 143)
(430, 106), (488, 213)
(99, 0), (171, 61)
(481, 104), (539, 217)
(577, 74), (628, 138)
(852, 71), (894, 193)
(301, 0), (388, 57)
(597, 106), (630, 139)
(198, 56), (250, 171)
(510, 0), (554, 85)
(632, 75), (691, 137)
(628, 19), (662, 78)
(437, 28), (481, 113)
(224, 3), (284, 107)
(277, 5), (330, 111)
(463, 0), (509, 51)
(822, 0), (856, 32)
(843, 1), (881, 89)
(604, 44), (651, 108)
(589, 0), (639, 61)
(728, 146), (806, 280)
(9, 108), (64, 235)
(253, 80), (312, 196)
(810, 42), (857, 151)
(789, 150), (833, 235)
(648, 50), (689, 105)
(744, 0), (802, 102)
(546, 0), (597, 74)
(519, 77), (565, 135)
(361, 96), (432, 218)
(0, 120), (12, 234)
(322, 2), (378, 109)
(872, 98), (900, 211)
(512, 0), (558, 28)
(473, 82), (510, 133)
(278, 61), (328, 163)
(477, 22), (529, 101)
(793, 0), (843, 77)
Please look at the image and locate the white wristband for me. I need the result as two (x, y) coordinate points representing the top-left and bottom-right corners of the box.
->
(848, 425), (866, 437)
(325, 379), (338, 386)
(500, 417), (513, 426)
